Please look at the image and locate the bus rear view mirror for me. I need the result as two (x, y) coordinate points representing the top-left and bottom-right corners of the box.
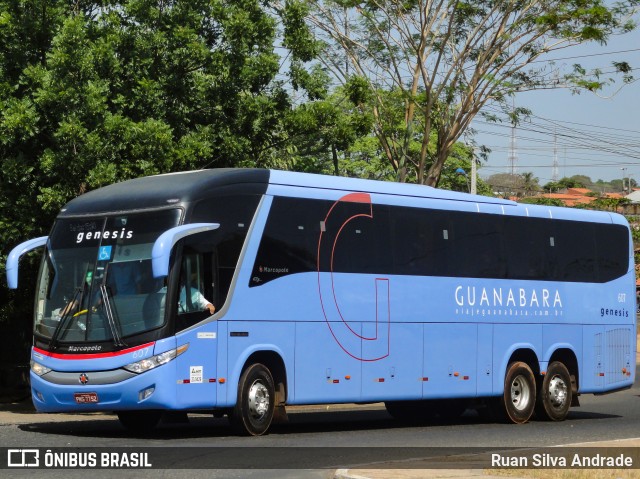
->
(6, 236), (48, 289)
(151, 223), (219, 278)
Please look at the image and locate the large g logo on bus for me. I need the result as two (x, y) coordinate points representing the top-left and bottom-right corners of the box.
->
(317, 193), (390, 362)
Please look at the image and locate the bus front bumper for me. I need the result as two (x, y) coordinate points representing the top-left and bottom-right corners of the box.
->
(30, 366), (177, 413)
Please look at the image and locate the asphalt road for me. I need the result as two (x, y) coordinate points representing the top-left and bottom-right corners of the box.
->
(1, 367), (640, 478)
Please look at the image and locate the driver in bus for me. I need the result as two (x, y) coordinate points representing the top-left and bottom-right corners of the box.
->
(178, 271), (216, 316)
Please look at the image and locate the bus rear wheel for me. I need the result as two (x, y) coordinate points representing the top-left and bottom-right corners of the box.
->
(230, 363), (275, 436)
(535, 361), (572, 421)
(117, 410), (162, 432)
(498, 361), (536, 424)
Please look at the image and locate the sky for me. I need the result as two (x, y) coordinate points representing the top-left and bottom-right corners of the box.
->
(472, 28), (640, 188)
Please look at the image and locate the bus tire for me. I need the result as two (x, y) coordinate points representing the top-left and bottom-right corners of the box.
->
(500, 361), (536, 424)
(535, 361), (572, 421)
(230, 363), (275, 436)
(117, 410), (162, 432)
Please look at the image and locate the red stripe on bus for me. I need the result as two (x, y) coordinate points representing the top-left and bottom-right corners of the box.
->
(33, 342), (155, 360)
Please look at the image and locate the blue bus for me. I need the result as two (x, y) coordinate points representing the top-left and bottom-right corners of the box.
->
(6, 169), (636, 435)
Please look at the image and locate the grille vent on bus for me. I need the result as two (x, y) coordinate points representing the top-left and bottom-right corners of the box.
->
(606, 328), (631, 385)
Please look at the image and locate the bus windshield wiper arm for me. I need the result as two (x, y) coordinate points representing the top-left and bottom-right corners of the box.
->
(49, 263), (91, 351)
(99, 283), (126, 348)
(48, 286), (82, 351)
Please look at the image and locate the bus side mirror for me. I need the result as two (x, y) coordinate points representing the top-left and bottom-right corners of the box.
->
(151, 223), (219, 278)
(6, 236), (48, 289)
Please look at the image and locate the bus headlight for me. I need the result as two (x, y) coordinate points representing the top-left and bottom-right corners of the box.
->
(123, 344), (189, 374)
(30, 360), (51, 376)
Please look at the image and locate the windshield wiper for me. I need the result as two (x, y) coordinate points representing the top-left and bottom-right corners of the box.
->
(99, 283), (127, 348)
(98, 263), (127, 348)
(48, 263), (91, 351)
(48, 286), (82, 351)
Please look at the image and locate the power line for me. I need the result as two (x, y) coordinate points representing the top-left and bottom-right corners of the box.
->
(532, 47), (640, 64)
(474, 106), (640, 179)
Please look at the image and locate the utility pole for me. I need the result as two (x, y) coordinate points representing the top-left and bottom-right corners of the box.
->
(508, 99), (518, 176)
(471, 150), (477, 195)
(552, 129), (559, 182)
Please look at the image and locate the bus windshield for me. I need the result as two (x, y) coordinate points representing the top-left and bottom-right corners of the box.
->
(34, 209), (182, 345)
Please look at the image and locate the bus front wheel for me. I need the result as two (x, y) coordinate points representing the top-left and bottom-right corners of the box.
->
(499, 361), (536, 424)
(535, 361), (572, 421)
(230, 363), (275, 436)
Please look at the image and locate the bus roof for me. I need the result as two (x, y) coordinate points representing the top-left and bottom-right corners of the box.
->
(59, 169), (270, 216)
(57, 168), (625, 226)
(60, 168), (515, 217)
(268, 169), (514, 205)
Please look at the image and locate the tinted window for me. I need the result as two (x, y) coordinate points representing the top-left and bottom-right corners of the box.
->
(449, 212), (506, 279)
(391, 208), (450, 276)
(192, 194), (261, 295)
(503, 216), (554, 280)
(250, 197), (324, 286)
(320, 200), (391, 275)
(250, 196), (629, 285)
(554, 221), (597, 282)
(596, 224), (629, 282)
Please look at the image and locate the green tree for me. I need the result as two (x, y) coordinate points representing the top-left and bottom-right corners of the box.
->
(521, 172), (541, 197)
(0, 0), (320, 398)
(279, 85), (375, 175)
(576, 196), (631, 211)
(1, 0), (320, 223)
(282, 84), (492, 193)
(486, 172), (540, 198)
(543, 176), (585, 192)
(518, 197), (564, 207)
(569, 175), (595, 190)
(305, 0), (638, 186)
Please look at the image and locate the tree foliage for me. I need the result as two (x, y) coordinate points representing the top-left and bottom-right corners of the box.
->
(486, 172), (541, 198)
(0, 0), (319, 234)
(543, 176), (586, 191)
(0, 0), (319, 394)
(305, 0), (638, 186)
(281, 85), (492, 194)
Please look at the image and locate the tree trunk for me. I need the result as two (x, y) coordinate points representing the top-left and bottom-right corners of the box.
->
(424, 146), (450, 187)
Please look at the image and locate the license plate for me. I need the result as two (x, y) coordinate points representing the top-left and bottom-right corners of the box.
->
(74, 392), (99, 404)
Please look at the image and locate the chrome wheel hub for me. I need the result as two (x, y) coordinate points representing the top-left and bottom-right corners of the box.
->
(248, 380), (270, 419)
(510, 374), (532, 411)
(548, 375), (568, 408)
